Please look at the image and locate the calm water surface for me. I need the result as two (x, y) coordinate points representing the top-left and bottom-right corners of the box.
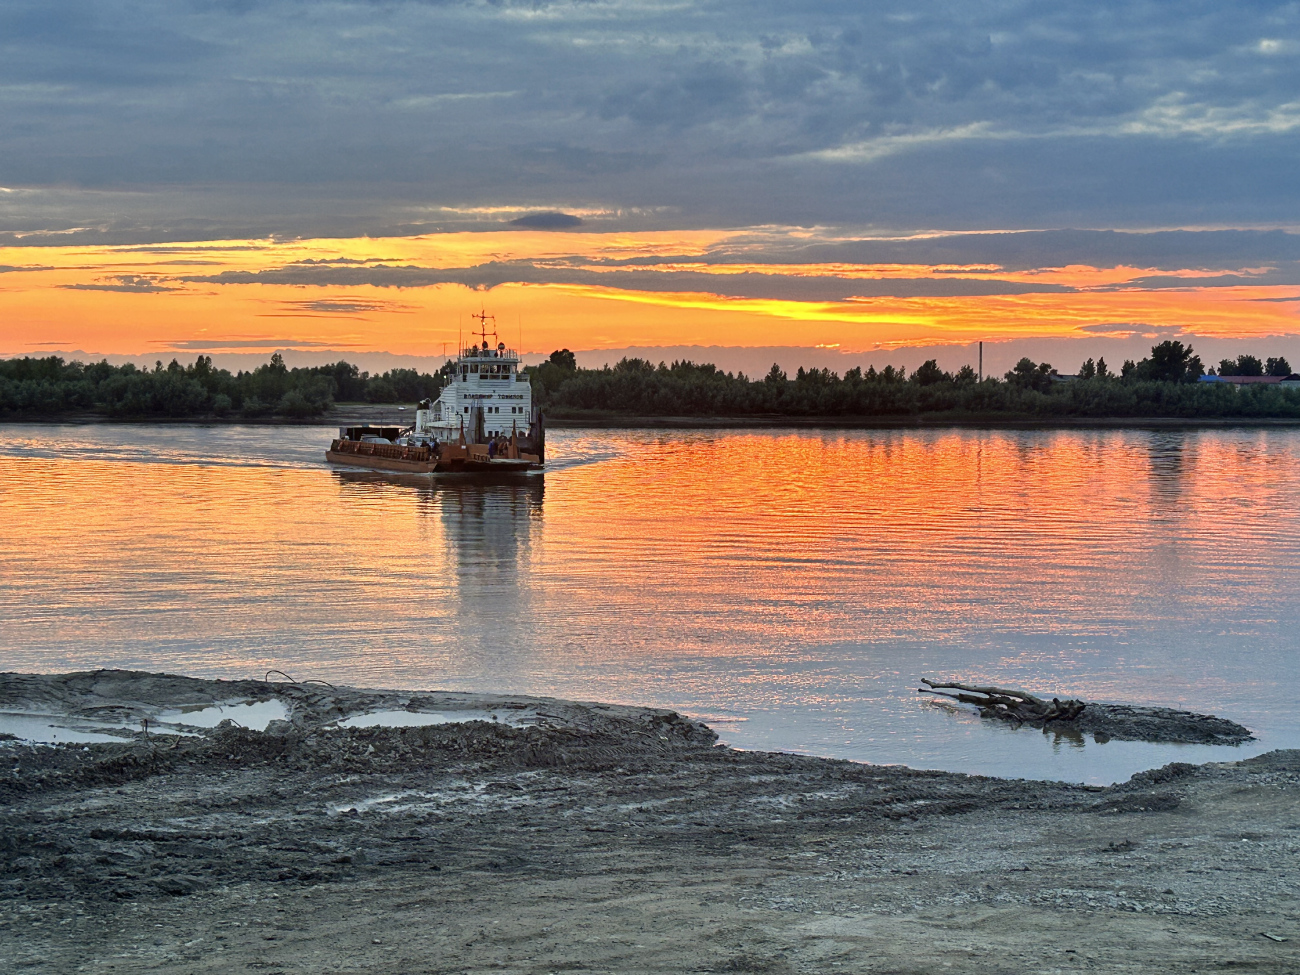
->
(1, 423), (1296, 783)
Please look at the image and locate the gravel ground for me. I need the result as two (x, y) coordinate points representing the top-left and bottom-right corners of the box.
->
(1, 671), (1297, 974)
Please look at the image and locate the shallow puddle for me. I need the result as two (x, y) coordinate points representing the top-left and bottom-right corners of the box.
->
(0, 712), (130, 744)
(0, 698), (289, 744)
(153, 699), (288, 731)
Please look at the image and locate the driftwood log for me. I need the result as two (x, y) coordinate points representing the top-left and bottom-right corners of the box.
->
(917, 677), (1254, 743)
(918, 678), (1086, 727)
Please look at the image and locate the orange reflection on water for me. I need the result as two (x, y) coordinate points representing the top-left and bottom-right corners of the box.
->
(535, 430), (1291, 657)
(0, 424), (1297, 780)
(0, 426), (1295, 670)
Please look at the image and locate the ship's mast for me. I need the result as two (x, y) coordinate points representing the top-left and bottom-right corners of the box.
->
(470, 308), (498, 351)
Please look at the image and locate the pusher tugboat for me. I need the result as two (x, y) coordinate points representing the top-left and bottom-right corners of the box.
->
(326, 311), (544, 473)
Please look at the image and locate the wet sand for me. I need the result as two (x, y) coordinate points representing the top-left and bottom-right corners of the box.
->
(2, 671), (1298, 973)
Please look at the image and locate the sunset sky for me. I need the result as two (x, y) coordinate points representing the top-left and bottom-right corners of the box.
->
(3, 1), (1300, 372)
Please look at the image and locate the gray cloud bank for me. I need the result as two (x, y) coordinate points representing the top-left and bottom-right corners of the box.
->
(178, 259), (1076, 300)
(509, 212), (585, 230)
(171, 229), (1300, 300)
(59, 274), (178, 293)
(1, 1), (1300, 245)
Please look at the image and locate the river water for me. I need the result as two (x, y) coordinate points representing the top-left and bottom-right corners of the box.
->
(0, 422), (1296, 783)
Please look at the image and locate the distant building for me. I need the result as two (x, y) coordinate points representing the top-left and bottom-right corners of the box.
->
(1198, 374), (1300, 388)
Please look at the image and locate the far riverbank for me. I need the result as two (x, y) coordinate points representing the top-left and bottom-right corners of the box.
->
(543, 408), (1300, 430)
(10, 403), (1300, 430)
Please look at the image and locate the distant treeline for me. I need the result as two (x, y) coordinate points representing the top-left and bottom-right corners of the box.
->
(529, 341), (1300, 419)
(5, 341), (1300, 420)
(0, 354), (444, 418)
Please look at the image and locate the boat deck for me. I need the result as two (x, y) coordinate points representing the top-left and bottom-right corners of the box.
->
(326, 439), (541, 473)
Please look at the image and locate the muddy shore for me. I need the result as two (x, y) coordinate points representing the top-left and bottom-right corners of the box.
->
(2, 671), (1298, 973)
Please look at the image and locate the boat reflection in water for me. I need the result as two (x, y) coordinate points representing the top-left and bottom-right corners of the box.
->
(330, 469), (544, 522)
(329, 470), (544, 611)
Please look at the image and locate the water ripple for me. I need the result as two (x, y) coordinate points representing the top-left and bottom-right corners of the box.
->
(0, 423), (1296, 783)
